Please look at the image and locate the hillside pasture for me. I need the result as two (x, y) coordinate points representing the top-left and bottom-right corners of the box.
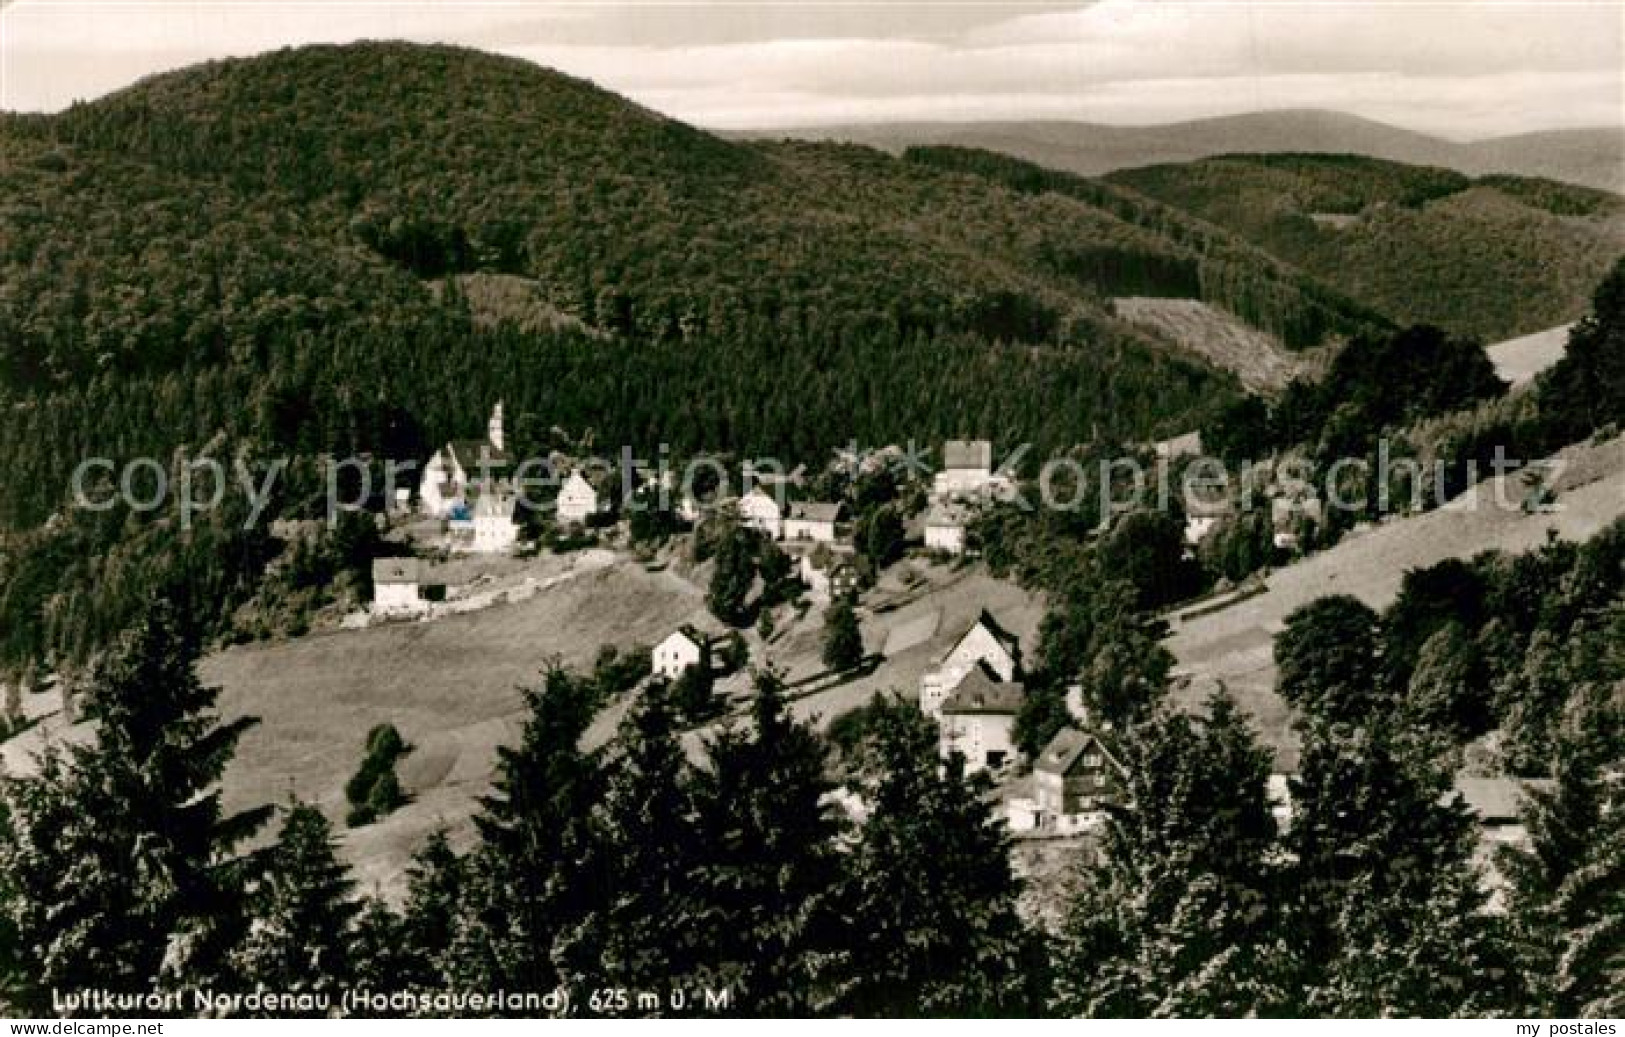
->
(1166, 432), (1625, 770)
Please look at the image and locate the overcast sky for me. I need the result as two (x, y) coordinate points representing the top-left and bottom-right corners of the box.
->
(1, 1), (1620, 138)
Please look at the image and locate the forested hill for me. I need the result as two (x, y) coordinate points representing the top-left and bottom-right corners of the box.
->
(0, 43), (1379, 380)
(0, 43), (1385, 516)
(1109, 154), (1625, 343)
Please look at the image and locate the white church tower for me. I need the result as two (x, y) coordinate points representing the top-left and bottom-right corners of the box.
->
(487, 401), (505, 453)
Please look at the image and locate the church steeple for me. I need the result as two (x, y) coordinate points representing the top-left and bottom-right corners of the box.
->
(487, 401), (505, 452)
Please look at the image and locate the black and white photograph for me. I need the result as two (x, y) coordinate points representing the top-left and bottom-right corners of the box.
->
(0, 0), (1621, 1023)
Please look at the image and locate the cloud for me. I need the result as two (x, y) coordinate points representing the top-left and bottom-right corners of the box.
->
(2, 0), (1618, 138)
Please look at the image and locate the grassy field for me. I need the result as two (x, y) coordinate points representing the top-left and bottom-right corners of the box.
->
(0, 556), (706, 896)
(0, 547), (1047, 898)
(1166, 432), (1625, 771)
(202, 559), (707, 895)
(1487, 323), (1573, 388)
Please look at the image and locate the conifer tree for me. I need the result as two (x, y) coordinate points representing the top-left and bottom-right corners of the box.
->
(707, 525), (758, 627)
(445, 665), (601, 1002)
(0, 604), (270, 1011)
(824, 695), (1038, 1016)
(349, 897), (407, 1002)
(556, 686), (704, 1014)
(821, 600), (864, 672)
(232, 803), (359, 1016)
(1501, 683), (1625, 1017)
(687, 669), (842, 1014)
(1053, 693), (1282, 1017)
(395, 831), (466, 992)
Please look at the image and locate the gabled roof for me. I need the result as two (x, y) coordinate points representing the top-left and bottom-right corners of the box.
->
(940, 609), (1021, 666)
(1154, 431), (1203, 459)
(447, 439), (510, 472)
(372, 557), (420, 584)
(924, 501), (973, 528)
(943, 439), (993, 472)
(659, 626), (707, 653)
(787, 500), (844, 523)
(940, 667), (1025, 715)
(1450, 777), (1554, 824)
(474, 492), (516, 518)
(561, 470), (598, 496)
(739, 487), (783, 514)
(1034, 726), (1125, 777)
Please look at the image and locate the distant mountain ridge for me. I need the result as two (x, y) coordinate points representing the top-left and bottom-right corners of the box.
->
(737, 110), (1624, 193)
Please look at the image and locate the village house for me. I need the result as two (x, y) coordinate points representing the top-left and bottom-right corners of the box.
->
(1154, 430), (1204, 461)
(556, 470), (603, 527)
(784, 500), (844, 543)
(932, 439), (997, 499)
(923, 500), (973, 555)
(919, 610), (1022, 718)
(1261, 763), (1548, 851)
(421, 403), (510, 518)
(1030, 725), (1127, 826)
(738, 487), (785, 539)
(797, 544), (859, 602)
(1005, 689), (1127, 833)
(371, 558), (429, 619)
(470, 491), (520, 554)
(938, 667), (1025, 772)
(652, 626), (707, 681)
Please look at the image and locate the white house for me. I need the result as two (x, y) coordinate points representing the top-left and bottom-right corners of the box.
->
(784, 501), (844, 543)
(556, 471), (602, 527)
(652, 627), (707, 681)
(738, 488), (785, 539)
(797, 544), (859, 602)
(676, 493), (704, 525)
(1154, 430), (1203, 461)
(938, 668), (1025, 772)
(371, 558), (428, 619)
(930, 439), (1016, 501)
(471, 491), (520, 554)
(932, 439), (994, 499)
(924, 501), (972, 555)
(421, 403), (510, 518)
(919, 611), (1021, 718)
